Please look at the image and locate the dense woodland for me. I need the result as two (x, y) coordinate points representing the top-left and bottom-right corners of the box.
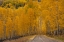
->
(0, 0), (64, 40)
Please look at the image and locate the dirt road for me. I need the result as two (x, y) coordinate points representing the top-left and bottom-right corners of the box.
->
(27, 35), (62, 42)
(3, 35), (63, 42)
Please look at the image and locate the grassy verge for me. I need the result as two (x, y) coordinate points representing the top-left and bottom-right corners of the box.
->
(47, 35), (64, 42)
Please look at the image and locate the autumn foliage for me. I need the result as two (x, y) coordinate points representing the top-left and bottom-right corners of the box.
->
(0, 0), (64, 40)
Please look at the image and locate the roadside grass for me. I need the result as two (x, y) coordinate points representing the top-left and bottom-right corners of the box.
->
(53, 35), (64, 41)
(47, 35), (64, 42)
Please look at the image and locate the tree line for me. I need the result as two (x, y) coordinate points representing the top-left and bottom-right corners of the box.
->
(0, 0), (64, 41)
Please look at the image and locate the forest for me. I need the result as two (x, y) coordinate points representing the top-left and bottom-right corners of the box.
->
(0, 0), (64, 41)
